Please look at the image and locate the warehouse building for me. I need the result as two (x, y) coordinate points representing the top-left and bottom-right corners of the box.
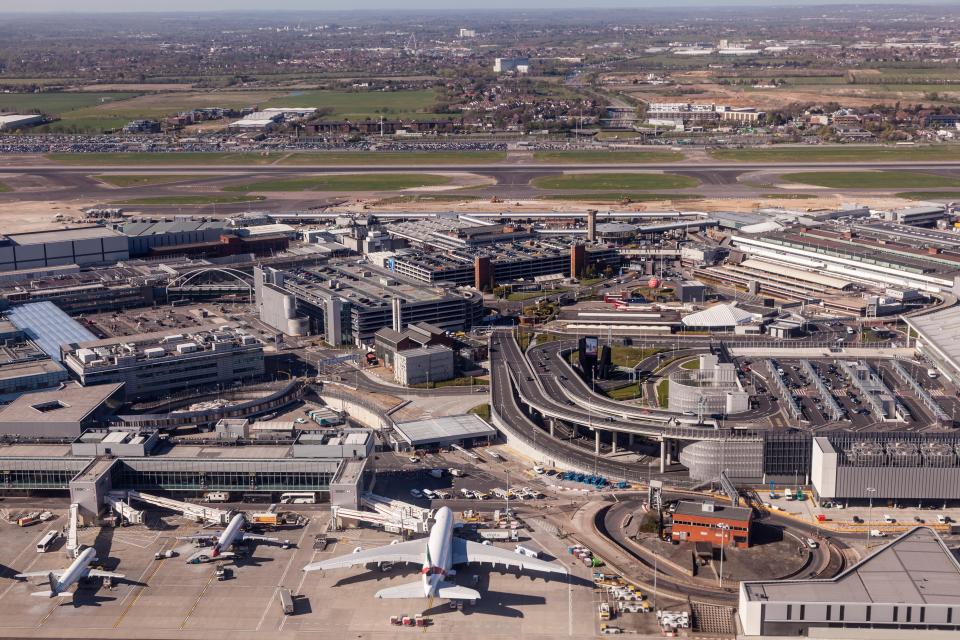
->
(114, 219), (230, 256)
(739, 527), (960, 637)
(391, 413), (496, 451)
(0, 114), (43, 131)
(62, 325), (264, 401)
(0, 226), (129, 273)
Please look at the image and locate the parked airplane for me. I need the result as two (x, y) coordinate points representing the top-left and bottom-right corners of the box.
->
(303, 506), (566, 600)
(15, 546), (124, 599)
(179, 513), (279, 563)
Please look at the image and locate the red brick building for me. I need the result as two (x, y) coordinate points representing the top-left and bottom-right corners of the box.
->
(670, 501), (752, 548)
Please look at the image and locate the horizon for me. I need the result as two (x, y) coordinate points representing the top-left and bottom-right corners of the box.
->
(1, 0), (957, 13)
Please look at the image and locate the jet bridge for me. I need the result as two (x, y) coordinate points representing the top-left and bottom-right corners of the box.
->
(125, 490), (232, 525)
(331, 506), (429, 534)
(105, 492), (144, 525)
(65, 503), (79, 559)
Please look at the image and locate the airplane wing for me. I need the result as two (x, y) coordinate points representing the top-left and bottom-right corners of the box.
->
(303, 539), (424, 572)
(239, 533), (280, 544)
(86, 569), (125, 580)
(177, 533), (219, 542)
(15, 571), (62, 580)
(452, 538), (567, 575)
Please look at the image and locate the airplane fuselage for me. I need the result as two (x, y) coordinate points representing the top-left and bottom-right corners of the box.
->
(53, 546), (97, 596)
(213, 513), (246, 557)
(421, 507), (454, 598)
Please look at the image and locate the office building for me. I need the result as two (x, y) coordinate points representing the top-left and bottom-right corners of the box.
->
(394, 345), (455, 386)
(739, 527), (960, 637)
(494, 57), (530, 74)
(62, 325), (264, 401)
(670, 500), (752, 548)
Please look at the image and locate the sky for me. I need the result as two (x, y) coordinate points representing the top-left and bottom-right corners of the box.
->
(1, 0), (954, 12)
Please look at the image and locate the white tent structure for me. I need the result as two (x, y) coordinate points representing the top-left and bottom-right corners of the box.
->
(682, 303), (759, 329)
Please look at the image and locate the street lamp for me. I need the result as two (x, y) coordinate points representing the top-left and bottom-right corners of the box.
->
(717, 523), (730, 590)
(865, 487), (876, 547)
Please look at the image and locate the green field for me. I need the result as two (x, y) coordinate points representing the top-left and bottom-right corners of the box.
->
(0, 92), (140, 114)
(761, 193), (817, 199)
(0, 92), (142, 133)
(710, 145), (960, 163)
(605, 383), (643, 401)
(532, 172), (698, 190)
(48, 152), (283, 166)
(781, 171), (960, 189)
(223, 173), (451, 192)
(111, 195), (265, 205)
(609, 347), (668, 368)
(278, 151), (506, 165)
(656, 379), (669, 408)
(263, 89), (441, 119)
(95, 174), (211, 187)
(894, 191), (960, 201)
(538, 193), (703, 202)
(680, 358), (701, 370)
(0, 181), (10, 193)
(533, 150), (683, 164)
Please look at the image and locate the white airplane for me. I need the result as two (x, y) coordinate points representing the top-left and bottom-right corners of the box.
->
(179, 513), (279, 563)
(15, 546), (124, 599)
(303, 506), (566, 600)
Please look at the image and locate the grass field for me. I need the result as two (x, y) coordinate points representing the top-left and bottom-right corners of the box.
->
(506, 289), (564, 302)
(95, 174), (211, 187)
(538, 193), (703, 202)
(263, 89), (441, 119)
(0, 92), (140, 114)
(710, 145), (960, 163)
(762, 193), (817, 199)
(111, 195), (265, 205)
(894, 191), (960, 201)
(531, 172), (698, 190)
(532, 150), (683, 164)
(605, 383), (643, 401)
(371, 194), (481, 206)
(656, 379), (669, 408)
(609, 347), (668, 368)
(278, 151), (506, 165)
(0, 182), (10, 193)
(680, 358), (701, 370)
(48, 152), (283, 166)
(223, 173), (451, 192)
(781, 171), (960, 189)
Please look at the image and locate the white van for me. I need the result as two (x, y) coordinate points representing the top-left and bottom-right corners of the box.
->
(883, 514), (895, 524)
(870, 530), (887, 538)
(937, 514), (948, 524)
(805, 538), (819, 549)
(927, 369), (940, 379)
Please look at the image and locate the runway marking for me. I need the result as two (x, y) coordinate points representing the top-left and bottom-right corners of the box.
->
(113, 542), (171, 629)
(37, 600), (60, 627)
(256, 520), (313, 631)
(179, 570), (216, 630)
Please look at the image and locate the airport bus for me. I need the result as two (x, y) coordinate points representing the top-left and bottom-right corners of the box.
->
(36, 530), (59, 553)
(280, 492), (317, 504)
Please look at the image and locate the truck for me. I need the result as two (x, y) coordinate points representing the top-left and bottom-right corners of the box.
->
(514, 544), (540, 559)
(598, 602), (612, 621)
(478, 529), (519, 542)
(204, 492), (231, 503)
(278, 588), (294, 615)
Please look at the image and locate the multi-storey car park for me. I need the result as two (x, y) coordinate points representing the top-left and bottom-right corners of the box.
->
(255, 260), (484, 346)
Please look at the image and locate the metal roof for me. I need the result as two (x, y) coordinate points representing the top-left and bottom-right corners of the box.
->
(907, 306), (960, 374)
(393, 413), (496, 447)
(7, 301), (97, 361)
(742, 527), (960, 605)
(682, 303), (757, 328)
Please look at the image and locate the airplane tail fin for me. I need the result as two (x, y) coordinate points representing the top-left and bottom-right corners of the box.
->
(375, 581), (425, 599)
(437, 583), (481, 601)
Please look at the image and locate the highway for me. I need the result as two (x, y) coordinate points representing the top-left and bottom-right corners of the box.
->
(492, 329), (763, 442)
